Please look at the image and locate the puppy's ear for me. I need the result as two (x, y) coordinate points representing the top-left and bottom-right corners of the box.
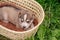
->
(18, 12), (21, 18)
(30, 14), (35, 22)
(32, 14), (35, 19)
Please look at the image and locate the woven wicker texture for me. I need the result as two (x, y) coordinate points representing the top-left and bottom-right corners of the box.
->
(0, 0), (44, 40)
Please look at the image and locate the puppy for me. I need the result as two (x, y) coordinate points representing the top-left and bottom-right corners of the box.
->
(18, 10), (34, 30)
(0, 6), (34, 30)
(0, 6), (19, 27)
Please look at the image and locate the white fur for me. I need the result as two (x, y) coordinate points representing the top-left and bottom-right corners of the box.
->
(2, 8), (8, 23)
(19, 14), (34, 30)
(0, 6), (19, 28)
(20, 22), (30, 29)
(24, 14), (27, 21)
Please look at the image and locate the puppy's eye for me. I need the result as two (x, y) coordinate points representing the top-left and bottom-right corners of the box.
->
(26, 20), (30, 23)
(21, 19), (24, 22)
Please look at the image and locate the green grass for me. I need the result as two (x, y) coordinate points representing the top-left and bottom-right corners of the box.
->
(0, 0), (60, 40)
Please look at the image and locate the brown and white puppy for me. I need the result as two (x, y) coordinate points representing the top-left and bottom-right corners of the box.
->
(0, 6), (34, 30)
(18, 10), (34, 30)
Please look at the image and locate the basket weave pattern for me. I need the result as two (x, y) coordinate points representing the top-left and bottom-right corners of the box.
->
(0, 0), (44, 40)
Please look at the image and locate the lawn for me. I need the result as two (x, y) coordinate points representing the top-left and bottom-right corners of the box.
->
(0, 0), (60, 40)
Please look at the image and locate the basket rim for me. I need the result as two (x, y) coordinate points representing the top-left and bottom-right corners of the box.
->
(0, 0), (45, 33)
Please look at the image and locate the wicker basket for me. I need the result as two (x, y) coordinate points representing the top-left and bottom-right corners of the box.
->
(0, 0), (45, 40)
